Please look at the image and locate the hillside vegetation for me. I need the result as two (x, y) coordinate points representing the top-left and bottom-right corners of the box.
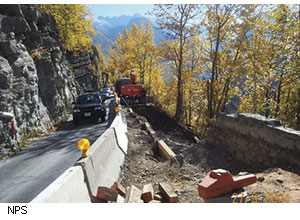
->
(39, 4), (300, 136)
(40, 4), (96, 52)
(99, 4), (300, 135)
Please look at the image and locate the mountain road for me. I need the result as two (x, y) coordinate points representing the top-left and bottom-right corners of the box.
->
(0, 99), (115, 203)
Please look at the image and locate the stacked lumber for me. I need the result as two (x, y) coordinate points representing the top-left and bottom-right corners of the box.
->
(95, 182), (179, 203)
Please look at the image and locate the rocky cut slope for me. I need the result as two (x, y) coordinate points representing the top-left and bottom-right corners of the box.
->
(0, 5), (80, 157)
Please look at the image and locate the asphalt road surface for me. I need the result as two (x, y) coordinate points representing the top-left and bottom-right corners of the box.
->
(0, 99), (115, 203)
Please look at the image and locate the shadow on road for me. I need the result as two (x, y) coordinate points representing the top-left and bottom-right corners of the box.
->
(18, 121), (107, 161)
(14, 99), (118, 162)
(57, 119), (105, 132)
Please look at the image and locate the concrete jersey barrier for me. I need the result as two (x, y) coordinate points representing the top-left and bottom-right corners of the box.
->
(110, 111), (128, 154)
(75, 127), (125, 196)
(31, 166), (90, 203)
(30, 105), (128, 203)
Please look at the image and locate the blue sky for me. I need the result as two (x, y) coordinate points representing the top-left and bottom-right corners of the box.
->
(90, 4), (154, 18)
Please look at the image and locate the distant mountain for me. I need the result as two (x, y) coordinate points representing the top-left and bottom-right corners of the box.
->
(91, 14), (164, 56)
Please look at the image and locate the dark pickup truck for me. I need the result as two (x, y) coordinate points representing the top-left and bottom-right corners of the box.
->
(72, 93), (106, 125)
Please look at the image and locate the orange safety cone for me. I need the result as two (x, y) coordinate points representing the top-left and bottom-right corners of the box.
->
(198, 169), (257, 199)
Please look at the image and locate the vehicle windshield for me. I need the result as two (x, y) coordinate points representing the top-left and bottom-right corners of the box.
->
(100, 90), (109, 95)
(77, 94), (100, 104)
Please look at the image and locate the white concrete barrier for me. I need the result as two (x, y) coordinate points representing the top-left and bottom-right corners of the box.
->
(31, 166), (90, 203)
(75, 127), (125, 196)
(30, 106), (128, 203)
(110, 111), (128, 154)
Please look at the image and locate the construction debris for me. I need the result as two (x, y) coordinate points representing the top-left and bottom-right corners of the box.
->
(149, 200), (161, 203)
(154, 194), (162, 201)
(276, 178), (284, 184)
(193, 136), (200, 143)
(159, 182), (179, 203)
(111, 182), (126, 198)
(96, 186), (118, 202)
(141, 184), (154, 203)
(156, 140), (176, 160)
(94, 182), (180, 203)
(117, 195), (125, 203)
(119, 105), (300, 203)
(257, 177), (265, 182)
(144, 122), (156, 141)
(125, 185), (143, 203)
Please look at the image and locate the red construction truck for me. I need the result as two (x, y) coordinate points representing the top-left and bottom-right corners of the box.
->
(115, 70), (146, 104)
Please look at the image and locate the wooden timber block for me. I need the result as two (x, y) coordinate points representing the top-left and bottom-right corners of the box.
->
(149, 200), (161, 203)
(93, 197), (108, 203)
(159, 182), (179, 203)
(125, 185), (142, 203)
(156, 140), (176, 160)
(145, 122), (151, 130)
(141, 184), (154, 203)
(97, 186), (118, 202)
(193, 136), (200, 143)
(154, 194), (162, 201)
(145, 122), (156, 140)
(116, 195), (125, 203)
(111, 182), (126, 198)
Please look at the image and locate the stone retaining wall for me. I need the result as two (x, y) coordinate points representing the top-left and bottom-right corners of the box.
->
(207, 113), (300, 169)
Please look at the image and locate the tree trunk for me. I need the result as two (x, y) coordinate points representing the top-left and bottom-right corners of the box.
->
(188, 95), (192, 125)
(175, 66), (184, 122)
(297, 88), (300, 129)
(265, 89), (270, 118)
(217, 79), (229, 113)
(221, 82), (230, 112)
(175, 19), (184, 122)
(206, 81), (212, 118)
(275, 72), (284, 118)
(208, 23), (221, 119)
(149, 56), (153, 96)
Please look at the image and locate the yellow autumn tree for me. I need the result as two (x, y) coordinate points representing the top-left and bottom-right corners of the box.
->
(108, 20), (166, 102)
(95, 44), (110, 87)
(40, 4), (96, 52)
(238, 5), (300, 129)
(151, 4), (201, 122)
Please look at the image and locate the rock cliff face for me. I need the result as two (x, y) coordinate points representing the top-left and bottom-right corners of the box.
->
(66, 48), (100, 93)
(207, 113), (300, 170)
(0, 5), (82, 157)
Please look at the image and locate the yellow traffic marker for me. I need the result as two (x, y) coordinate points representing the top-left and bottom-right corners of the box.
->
(115, 106), (120, 114)
(78, 138), (90, 158)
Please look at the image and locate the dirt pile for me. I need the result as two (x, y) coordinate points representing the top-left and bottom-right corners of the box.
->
(244, 168), (300, 203)
(119, 105), (300, 203)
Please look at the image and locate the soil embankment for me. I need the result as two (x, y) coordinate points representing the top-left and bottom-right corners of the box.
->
(119, 105), (300, 203)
